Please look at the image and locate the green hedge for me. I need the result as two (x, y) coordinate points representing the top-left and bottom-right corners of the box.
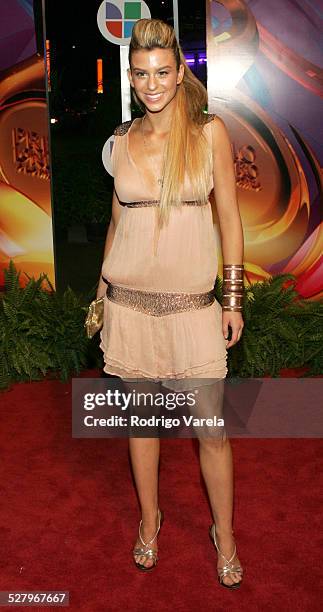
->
(0, 261), (322, 390)
(216, 274), (323, 377)
(0, 261), (101, 390)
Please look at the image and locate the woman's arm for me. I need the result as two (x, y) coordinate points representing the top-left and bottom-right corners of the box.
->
(211, 116), (244, 264)
(211, 116), (245, 347)
(96, 188), (123, 299)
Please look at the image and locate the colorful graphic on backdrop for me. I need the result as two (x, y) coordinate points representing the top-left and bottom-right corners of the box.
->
(97, 0), (151, 45)
(206, 0), (322, 300)
(0, 0), (55, 289)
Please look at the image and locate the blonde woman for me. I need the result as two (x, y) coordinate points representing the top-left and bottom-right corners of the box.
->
(97, 19), (244, 589)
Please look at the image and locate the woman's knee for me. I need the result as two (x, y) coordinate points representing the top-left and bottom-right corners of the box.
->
(198, 434), (229, 451)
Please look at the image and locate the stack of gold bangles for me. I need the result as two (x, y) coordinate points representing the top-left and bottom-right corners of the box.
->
(222, 264), (244, 311)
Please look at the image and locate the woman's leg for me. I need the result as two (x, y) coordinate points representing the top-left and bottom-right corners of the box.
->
(192, 379), (242, 586)
(199, 437), (242, 585)
(126, 379), (162, 569)
(129, 437), (160, 568)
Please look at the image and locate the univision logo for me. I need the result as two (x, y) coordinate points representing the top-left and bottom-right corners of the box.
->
(97, 1), (151, 45)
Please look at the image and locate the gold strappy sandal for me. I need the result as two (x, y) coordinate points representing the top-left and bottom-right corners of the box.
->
(209, 524), (243, 589)
(133, 509), (164, 571)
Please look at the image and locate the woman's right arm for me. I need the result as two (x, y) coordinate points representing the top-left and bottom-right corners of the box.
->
(96, 188), (123, 298)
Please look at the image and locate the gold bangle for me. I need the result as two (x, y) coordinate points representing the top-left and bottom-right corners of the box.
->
(222, 264), (244, 311)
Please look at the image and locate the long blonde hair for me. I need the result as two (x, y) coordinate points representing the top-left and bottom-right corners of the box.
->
(129, 19), (212, 253)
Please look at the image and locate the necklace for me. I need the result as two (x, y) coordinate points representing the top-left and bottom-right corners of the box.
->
(141, 116), (165, 187)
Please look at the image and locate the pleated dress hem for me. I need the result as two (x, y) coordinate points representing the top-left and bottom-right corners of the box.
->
(99, 339), (228, 381)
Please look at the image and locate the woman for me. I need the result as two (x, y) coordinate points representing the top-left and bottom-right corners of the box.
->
(97, 19), (244, 589)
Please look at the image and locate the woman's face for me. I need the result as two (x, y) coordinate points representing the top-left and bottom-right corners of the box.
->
(128, 48), (184, 113)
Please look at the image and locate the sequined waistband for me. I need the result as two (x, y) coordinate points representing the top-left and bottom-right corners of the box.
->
(119, 200), (208, 208)
(106, 282), (215, 316)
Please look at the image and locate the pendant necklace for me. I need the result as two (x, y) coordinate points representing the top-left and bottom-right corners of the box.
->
(141, 115), (165, 187)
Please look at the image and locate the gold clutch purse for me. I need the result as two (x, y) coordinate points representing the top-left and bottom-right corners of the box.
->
(84, 296), (104, 339)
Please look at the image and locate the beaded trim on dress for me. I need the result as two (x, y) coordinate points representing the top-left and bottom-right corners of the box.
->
(119, 199), (209, 208)
(114, 120), (133, 136)
(105, 282), (215, 316)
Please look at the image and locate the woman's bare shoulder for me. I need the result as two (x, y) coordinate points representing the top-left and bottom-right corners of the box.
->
(203, 113), (227, 129)
(205, 114), (230, 143)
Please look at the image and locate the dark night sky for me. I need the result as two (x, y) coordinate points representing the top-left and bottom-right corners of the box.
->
(44, 0), (205, 40)
(44, 1), (205, 60)
(42, 1), (207, 91)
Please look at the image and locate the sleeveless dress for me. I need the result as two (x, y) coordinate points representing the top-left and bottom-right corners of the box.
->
(99, 114), (228, 387)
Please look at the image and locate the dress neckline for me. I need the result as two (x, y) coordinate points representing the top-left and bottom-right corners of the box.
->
(125, 116), (214, 199)
(126, 117), (163, 198)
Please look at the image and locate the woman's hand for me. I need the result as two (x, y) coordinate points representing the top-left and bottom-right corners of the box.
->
(222, 311), (244, 348)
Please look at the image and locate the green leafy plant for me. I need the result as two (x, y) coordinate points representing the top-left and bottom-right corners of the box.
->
(0, 261), (98, 390)
(215, 273), (323, 377)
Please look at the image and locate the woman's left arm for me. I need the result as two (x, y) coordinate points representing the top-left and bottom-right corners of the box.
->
(211, 115), (245, 348)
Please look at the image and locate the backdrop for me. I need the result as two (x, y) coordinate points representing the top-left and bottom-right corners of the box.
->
(1, 1), (321, 300)
(0, 0), (55, 289)
(206, 0), (322, 299)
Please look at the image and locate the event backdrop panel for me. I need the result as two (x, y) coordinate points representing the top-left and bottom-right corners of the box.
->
(206, 0), (322, 300)
(0, 0), (55, 289)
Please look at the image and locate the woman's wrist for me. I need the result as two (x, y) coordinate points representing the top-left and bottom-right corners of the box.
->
(222, 264), (244, 311)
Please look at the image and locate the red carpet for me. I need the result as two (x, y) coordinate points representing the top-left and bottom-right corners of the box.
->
(1, 371), (322, 611)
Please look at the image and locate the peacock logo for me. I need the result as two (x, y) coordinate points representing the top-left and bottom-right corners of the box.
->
(97, 0), (151, 45)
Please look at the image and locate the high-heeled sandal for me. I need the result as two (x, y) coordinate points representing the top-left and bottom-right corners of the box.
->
(209, 524), (243, 589)
(133, 508), (164, 571)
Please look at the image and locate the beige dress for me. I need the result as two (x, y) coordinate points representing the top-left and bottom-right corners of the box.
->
(99, 114), (228, 385)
